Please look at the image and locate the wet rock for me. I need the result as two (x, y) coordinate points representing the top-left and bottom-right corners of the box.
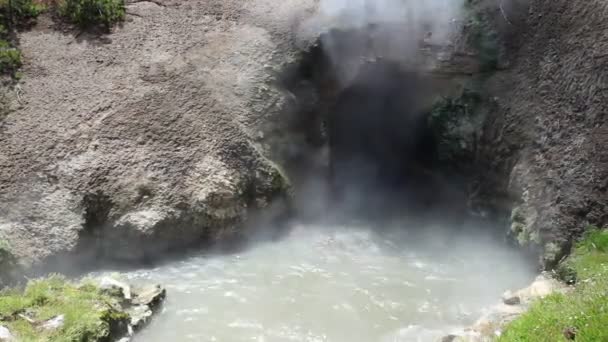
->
(501, 290), (521, 305)
(0, 325), (12, 341)
(99, 277), (132, 300)
(127, 305), (153, 332)
(441, 334), (458, 342)
(40, 314), (64, 331)
(95, 277), (166, 338)
(131, 284), (165, 309)
(515, 274), (567, 302)
(123, 284), (166, 332)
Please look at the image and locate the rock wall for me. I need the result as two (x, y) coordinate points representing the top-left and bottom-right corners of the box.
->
(0, 0), (317, 266)
(479, 0), (608, 266)
(1, 0), (604, 271)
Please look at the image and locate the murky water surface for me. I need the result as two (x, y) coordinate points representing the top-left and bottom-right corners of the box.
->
(108, 225), (533, 342)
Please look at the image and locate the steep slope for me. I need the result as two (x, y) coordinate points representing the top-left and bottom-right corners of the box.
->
(481, 0), (608, 266)
(0, 0), (316, 266)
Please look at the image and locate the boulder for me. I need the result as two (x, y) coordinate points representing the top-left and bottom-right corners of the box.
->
(515, 274), (568, 302)
(501, 290), (521, 305)
(131, 284), (165, 309)
(0, 0), (313, 267)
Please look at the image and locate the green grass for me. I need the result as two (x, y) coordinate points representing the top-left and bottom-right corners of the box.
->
(0, 275), (127, 342)
(59, 0), (125, 30)
(0, 39), (21, 74)
(0, 0), (44, 24)
(0, 0), (44, 77)
(499, 227), (608, 342)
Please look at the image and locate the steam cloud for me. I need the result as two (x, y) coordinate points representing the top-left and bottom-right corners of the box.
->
(317, 0), (464, 38)
(298, 0), (465, 85)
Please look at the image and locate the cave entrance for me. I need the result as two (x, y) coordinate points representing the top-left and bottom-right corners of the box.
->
(328, 61), (439, 216)
(281, 33), (468, 222)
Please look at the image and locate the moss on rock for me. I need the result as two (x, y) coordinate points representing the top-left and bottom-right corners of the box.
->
(508, 205), (541, 247)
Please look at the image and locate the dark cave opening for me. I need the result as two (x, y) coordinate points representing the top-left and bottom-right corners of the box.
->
(328, 62), (438, 206)
(280, 32), (471, 223)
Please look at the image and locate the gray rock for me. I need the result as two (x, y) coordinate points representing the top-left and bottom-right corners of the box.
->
(127, 305), (153, 332)
(494, 0), (608, 269)
(131, 284), (166, 309)
(515, 274), (568, 303)
(40, 315), (65, 331)
(0, 326), (12, 341)
(99, 277), (132, 300)
(0, 0), (307, 266)
(501, 291), (521, 305)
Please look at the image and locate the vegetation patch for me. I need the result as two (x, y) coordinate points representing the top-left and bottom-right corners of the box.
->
(0, 39), (21, 73)
(499, 227), (608, 342)
(0, 0), (44, 26)
(0, 0), (43, 77)
(0, 275), (128, 341)
(58, 0), (125, 30)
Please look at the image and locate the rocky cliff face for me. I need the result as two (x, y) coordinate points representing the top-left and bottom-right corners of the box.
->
(0, 0), (605, 271)
(0, 0), (318, 267)
(478, 0), (608, 266)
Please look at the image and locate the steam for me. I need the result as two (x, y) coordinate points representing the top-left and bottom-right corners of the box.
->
(299, 0), (466, 85)
(316, 0), (464, 39)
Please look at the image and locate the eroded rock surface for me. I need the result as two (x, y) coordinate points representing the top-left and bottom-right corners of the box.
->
(0, 0), (319, 266)
(477, 0), (608, 266)
(98, 277), (166, 336)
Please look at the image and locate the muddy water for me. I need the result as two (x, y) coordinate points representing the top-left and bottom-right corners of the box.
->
(114, 224), (533, 342)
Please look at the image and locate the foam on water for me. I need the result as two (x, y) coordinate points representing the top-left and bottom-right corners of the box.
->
(104, 224), (533, 342)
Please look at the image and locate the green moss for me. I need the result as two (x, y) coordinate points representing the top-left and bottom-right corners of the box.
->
(59, 0), (125, 30)
(499, 227), (608, 342)
(510, 207), (526, 224)
(0, 275), (129, 341)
